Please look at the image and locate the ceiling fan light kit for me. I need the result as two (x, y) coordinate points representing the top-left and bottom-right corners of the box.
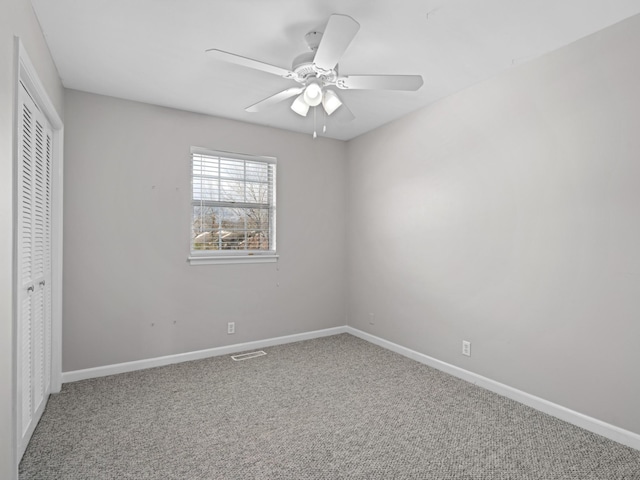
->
(207, 13), (423, 136)
(291, 94), (310, 116)
(303, 79), (323, 106)
(322, 89), (342, 115)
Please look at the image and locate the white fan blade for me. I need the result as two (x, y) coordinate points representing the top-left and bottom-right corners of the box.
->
(207, 49), (294, 78)
(334, 102), (355, 123)
(313, 14), (360, 72)
(245, 87), (304, 113)
(337, 75), (424, 91)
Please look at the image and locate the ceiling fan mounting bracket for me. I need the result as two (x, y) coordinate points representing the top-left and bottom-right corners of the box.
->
(304, 31), (323, 51)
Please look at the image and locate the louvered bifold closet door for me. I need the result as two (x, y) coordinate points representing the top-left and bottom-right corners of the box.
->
(17, 82), (53, 459)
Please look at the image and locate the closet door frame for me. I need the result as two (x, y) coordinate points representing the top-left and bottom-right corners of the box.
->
(13, 38), (63, 461)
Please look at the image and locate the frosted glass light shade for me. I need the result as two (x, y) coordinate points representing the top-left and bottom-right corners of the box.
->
(291, 94), (310, 116)
(322, 89), (342, 115)
(303, 81), (323, 106)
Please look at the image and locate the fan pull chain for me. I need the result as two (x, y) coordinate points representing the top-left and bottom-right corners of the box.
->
(313, 106), (317, 139)
(323, 107), (327, 133)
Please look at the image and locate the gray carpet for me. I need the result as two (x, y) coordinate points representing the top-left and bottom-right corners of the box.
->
(19, 333), (640, 479)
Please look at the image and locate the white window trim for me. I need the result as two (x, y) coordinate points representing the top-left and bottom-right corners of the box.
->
(188, 147), (277, 265)
(188, 254), (279, 266)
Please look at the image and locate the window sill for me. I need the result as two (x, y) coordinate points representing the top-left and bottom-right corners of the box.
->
(188, 255), (279, 265)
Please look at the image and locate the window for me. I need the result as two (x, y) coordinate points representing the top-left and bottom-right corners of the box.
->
(189, 147), (277, 265)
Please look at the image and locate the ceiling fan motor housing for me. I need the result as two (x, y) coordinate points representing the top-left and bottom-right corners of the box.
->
(292, 51), (316, 78)
(292, 30), (338, 85)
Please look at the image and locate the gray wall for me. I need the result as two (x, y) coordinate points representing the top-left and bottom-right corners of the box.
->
(62, 90), (348, 372)
(0, 1), (64, 477)
(347, 14), (640, 435)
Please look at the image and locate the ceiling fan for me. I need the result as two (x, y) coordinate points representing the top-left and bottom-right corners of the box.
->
(206, 14), (423, 133)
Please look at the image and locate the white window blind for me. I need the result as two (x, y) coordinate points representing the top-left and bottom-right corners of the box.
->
(190, 147), (276, 263)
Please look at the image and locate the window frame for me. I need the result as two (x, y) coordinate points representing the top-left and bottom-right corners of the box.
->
(188, 146), (277, 265)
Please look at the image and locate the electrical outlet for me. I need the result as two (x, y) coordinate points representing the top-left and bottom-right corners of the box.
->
(462, 340), (471, 356)
(368, 313), (375, 325)
(227, 322), (235, 335)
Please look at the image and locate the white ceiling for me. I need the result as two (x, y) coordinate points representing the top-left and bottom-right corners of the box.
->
(31, 0), (640, 141)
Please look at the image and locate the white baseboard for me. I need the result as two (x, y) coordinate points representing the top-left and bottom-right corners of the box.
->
(346, 326), (640, 451)
(61, 324), (639, 451)
(61, 326), (347, 384)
